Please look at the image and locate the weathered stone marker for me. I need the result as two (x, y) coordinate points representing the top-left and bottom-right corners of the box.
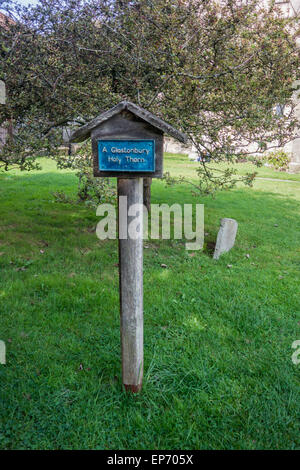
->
(213, 218), (238, 260)
(0, 80), (5, 105)
(0, 340), (6, 365)
(70, 101), (187, 392)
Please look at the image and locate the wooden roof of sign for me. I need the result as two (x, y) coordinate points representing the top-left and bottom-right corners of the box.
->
(69, 101), (188, 144)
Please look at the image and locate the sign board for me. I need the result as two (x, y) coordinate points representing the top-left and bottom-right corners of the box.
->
(98, 139), (155, 173)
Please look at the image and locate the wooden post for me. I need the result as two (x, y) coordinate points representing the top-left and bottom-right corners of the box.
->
(143, 177), (152, 213)
(118, 178), (143, 393)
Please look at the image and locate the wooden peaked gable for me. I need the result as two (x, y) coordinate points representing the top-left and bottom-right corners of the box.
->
(69, 101), (188, 144)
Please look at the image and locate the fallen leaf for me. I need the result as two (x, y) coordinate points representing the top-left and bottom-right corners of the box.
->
(68, 272), (76, 278)
(0, 252), (4, 256)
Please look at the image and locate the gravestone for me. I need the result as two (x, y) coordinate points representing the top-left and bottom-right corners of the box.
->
(213, 218), (238, 260)
(70, 101), (187, 392)
(0, 340), (6, 365)
(0, 80), (5, 105)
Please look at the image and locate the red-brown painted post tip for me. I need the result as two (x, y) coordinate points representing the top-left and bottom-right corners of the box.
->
(124, 384), (142, 393)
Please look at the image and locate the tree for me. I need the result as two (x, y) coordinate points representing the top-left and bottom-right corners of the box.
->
(0, 0), (299, 193)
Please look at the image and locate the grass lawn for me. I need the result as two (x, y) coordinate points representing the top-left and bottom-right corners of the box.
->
(167, 153), (300, 182)
(0, 154), (299, 450)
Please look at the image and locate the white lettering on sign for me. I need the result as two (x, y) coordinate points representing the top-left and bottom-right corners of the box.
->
(111, 147), (150, 155)
(108, 156), (121, 165)
(125, 157), (145, 163)
(107, 156), (146, 165)
(98, 139), (155, 172)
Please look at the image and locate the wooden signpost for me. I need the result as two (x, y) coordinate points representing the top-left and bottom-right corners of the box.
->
(70, 101), (187, 392)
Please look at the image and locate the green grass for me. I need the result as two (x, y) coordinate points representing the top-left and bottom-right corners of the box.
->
(0, 155), (299, 450)
(167, 152), (300, 182)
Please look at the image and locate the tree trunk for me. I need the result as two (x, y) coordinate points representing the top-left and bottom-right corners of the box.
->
(143, 177), (152, 212)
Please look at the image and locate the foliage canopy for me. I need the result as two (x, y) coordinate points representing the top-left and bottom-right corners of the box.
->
(0, 0), (299, 191)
